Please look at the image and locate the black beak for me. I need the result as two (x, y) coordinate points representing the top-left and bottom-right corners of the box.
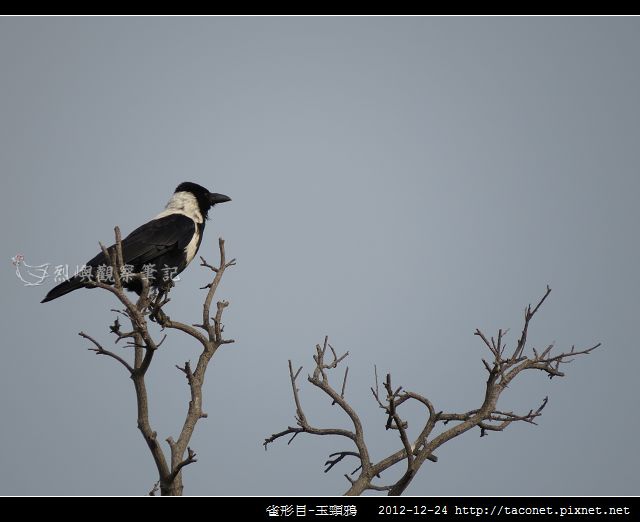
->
(209, 192), (231, 205)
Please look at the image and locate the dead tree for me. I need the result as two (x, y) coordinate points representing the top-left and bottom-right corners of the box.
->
(265, 286), (600, 496)
(78, 227), (235, 496)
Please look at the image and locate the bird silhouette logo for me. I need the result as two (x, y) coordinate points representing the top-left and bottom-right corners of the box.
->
(12, 254), (51, 286)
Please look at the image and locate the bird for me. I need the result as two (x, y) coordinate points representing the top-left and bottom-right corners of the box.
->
(41, 182), (231, 303)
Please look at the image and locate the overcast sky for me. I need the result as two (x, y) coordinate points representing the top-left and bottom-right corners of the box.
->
(1, 16), (638, 496)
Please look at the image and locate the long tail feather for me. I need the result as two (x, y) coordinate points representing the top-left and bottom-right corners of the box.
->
(41, 277), (85, 303)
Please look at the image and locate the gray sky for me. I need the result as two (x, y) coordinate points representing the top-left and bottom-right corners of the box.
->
(1, 16), (638, 496)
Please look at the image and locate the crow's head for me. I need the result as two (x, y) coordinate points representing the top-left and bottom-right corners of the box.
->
(175, 182), (231, 220)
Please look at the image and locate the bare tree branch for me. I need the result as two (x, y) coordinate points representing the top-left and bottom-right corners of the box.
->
(78, 228), (235, 495)
(148, 480), (160, 496)
(324, 451), (361, 473)
(266, 286), (600, 496)
(79, 331), (134, 374)
(263, 359), (359, 449)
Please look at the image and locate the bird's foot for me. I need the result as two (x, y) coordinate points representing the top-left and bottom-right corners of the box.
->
(150, 307), (170, 326)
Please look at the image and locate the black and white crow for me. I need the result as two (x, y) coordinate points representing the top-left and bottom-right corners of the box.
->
(41, 182), (231, 303)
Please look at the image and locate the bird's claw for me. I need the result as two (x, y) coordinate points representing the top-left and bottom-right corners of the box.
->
(150, 307), (170, 326)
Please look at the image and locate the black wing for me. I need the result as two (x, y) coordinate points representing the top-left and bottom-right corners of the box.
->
(86, 213), (196, 268)
(41, 214), (196, 303)
(42, 213), (197, 303)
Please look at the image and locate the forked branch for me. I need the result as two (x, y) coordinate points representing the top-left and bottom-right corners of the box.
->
(265, 287), (600, 496)
(78, 228), (235, 495)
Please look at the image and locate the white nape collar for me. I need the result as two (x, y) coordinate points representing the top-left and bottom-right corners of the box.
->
(154, 191), (203, 224)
